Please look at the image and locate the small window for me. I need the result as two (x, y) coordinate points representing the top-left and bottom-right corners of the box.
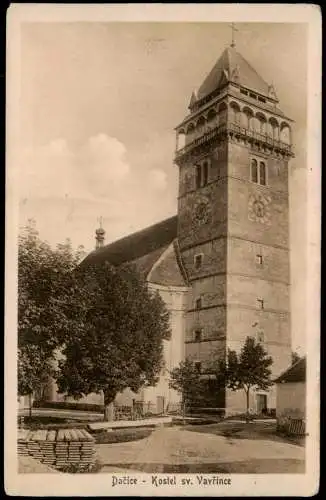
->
(259, 162), (266, 185)
(195, 297), (202, 310)
(202, 161), (208, 186)
(195, 361), (202, 373)
(258, 96), (266, 103)
(257, 298), (264, 310)
(251, 159), (258, 183)
(240, 88), (248, 96)
(257, 331), (264, 343)
(194, 329), (202, 342)
(194, 254), (203, 269)
(251, 157), (268, 185)
(249, 92), (257, 99)
(195, 165), (201, 189)
(256, 254), (263, 266)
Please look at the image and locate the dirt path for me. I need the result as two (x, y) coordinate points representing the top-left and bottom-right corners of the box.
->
(97, 425), (305, 473)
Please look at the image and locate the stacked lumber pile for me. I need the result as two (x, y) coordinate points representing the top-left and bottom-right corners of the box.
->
(17, 428), (95, 470)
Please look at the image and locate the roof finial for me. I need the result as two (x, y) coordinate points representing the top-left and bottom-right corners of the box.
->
(229, 22), (238, 48)
(95, 216), (105, 249)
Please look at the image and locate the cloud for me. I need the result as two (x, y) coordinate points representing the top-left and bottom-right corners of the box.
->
(17, 133), (177, 252)
(148, 168), (167, 191)
(79, 134), (130, 194)
(19, 134), (131, 201)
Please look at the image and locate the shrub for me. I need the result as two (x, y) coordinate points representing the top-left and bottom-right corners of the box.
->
(59, 461), (102, 474)
(93, 427), (153, 444)
(33, 400), (104, 413)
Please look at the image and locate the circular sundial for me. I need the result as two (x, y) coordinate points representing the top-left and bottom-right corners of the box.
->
(193, 198), (211, 228)
(248, 193), (271, 224)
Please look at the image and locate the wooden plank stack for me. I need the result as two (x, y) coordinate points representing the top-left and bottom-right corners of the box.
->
(17, 428), (95, 470)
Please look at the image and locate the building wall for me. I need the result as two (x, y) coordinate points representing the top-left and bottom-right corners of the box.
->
(225, 385), (277, 415)
(276, 382), (306, 419)
(143, 283), (188, 409)
(178, 144), (228, 369)
(226, 138), (291, 411)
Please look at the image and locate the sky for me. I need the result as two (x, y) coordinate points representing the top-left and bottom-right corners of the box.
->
(17, 22), (307, 352)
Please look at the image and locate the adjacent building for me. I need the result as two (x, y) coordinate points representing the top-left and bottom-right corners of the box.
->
(275, 356), (306, 422)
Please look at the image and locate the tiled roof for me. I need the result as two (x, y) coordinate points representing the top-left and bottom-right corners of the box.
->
(83, 216), (178, 268)
(81, 216), (188, 287)
(197, 46), (270, 101)
(274, 357), (306, 384)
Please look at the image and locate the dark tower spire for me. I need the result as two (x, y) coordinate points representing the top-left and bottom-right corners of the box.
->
(95, 217), (105, 249)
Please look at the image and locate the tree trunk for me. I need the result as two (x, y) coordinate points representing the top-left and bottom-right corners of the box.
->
(103, 392), (116, 422)
(245, 389), (250, 423)
(29, 393), (32, 418)
(183, 400), (186, 426)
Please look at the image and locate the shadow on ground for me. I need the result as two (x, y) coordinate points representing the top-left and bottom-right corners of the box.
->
(100, 459), (305, 474)
(183, 422), (305, 447)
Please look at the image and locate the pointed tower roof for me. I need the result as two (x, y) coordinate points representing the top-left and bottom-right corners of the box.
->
(197, 46), (271, 101)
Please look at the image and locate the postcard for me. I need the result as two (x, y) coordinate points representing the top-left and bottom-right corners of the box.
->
(5, 3), (321, 496)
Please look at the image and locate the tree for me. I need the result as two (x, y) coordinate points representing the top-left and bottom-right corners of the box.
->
(18, 345), (54, 417)
(18, 220), (85, 412)
(169, 359), (204, 411)
(216, 336), (273, 420)
(57, 262), (171, 421)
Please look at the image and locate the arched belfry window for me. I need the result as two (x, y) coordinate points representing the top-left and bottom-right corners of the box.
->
(194, 158), (210, 189)
(259, 162), (266, 186)
(251, 159), (258, 183)
(202, 161), (208, 187)
(195, 165), (201, 189)
(251, 157), (267, 186)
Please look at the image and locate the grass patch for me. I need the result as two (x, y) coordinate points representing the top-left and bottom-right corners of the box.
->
(100, 459), (304, 474)
(94, 427), (153, 444)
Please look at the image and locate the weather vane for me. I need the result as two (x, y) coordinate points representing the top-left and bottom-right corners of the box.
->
(229, 23), (238, 48)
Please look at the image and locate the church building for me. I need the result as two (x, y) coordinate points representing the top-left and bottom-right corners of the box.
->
(45, 40), (294, 415)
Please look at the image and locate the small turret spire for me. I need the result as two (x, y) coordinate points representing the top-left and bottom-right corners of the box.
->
(95, 216), (105, 249)
(229, 22), (238, 48)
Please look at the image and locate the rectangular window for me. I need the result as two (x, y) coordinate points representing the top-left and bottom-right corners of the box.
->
(256, 254), (263, 266)
(195, 297), (202, 310)
(258, 96), (266, 103)
(195, 329), (202, 342)
(249, 92), (257, 99)
(195, 361), (202, 373)
(194, 254), (203, 269)
(240, 88), (248, 96)
(257, 298), (264, 310)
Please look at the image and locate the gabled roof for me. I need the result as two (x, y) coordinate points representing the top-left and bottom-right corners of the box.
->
(197, 46), (271, 101)
(274, 357), (306, 384)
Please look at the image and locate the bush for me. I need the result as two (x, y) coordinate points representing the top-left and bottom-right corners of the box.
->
(93, 427), (153, 444)
(33, 400), (104, 413)
(20, 416), (92, 430)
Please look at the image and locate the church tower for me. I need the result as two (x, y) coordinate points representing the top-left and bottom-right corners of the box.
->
(174, 41), (294, 413)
